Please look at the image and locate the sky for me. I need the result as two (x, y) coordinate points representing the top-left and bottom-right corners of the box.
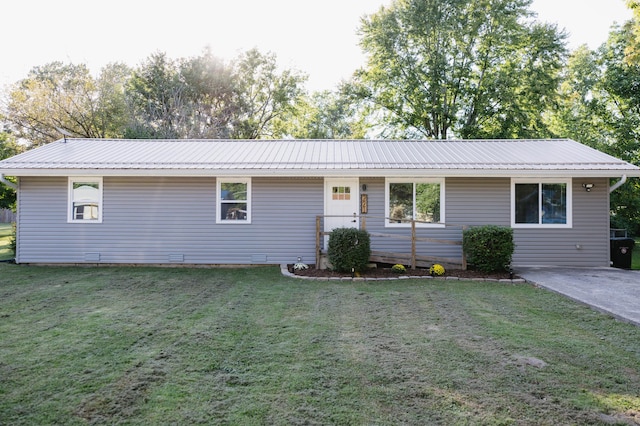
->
(0, 0), (634, 93)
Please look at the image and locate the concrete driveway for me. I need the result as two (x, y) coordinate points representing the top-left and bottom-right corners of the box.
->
(517, 267), (640, 326)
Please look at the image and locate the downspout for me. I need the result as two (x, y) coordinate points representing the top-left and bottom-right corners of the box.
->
(609, 174), (628, 193)
(0, 173), (17, 190)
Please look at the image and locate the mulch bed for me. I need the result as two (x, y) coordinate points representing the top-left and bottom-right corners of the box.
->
(288, 264), (519, 280)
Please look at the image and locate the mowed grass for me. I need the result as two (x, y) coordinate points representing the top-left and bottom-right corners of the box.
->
(1, 265), (639, 425)
(0, 223), (12, 261)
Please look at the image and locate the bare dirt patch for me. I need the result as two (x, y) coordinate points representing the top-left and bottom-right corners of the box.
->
(75, 354), (169, 424)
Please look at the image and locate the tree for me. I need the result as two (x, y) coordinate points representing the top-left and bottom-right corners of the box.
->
(0, 132), (22, 209)
(126, 50), (238, 139)
(546, 46), (609, 149)
(231, 49), (306, 139)
(2, 62), (130, 146)
(273, 85), (369, 139)
(548, 24), (640, 234)
(179, 49), (238, 138)
(126, 53), (189, 138)
(355, 0), (566, 139)
(624, 0), (640, 62)
(127, 49), (305, 139)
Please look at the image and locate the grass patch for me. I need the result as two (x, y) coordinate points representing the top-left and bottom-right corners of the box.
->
(633, 238), (640, 270)
(0, 264), (639, 424)
(0, 223), (13, 261)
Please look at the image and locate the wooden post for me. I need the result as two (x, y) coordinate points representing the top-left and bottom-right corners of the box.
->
(411, 220), (416, 270)
(316, 216), (321, 269)
(461, 225), (468, 270)
(361, 216), (366, 230)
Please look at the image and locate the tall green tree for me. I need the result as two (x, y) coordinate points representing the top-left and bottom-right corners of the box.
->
(180, 49), (238, 138)
(356, 0), (566, 139)
(2, 62), (130, 146)
(126, 53), (189, 138)
(549, 24), (640, 234)
(624, 0), (640, 62)
(273, 86), (368, 139)
(231, 49), (306, 139)
(0, 132), (22, 209)
(127, 49), (305, 139)
(126, 50), (238, 138)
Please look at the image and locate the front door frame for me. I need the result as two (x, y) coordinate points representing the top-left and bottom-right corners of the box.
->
(324, 177), (360, 248)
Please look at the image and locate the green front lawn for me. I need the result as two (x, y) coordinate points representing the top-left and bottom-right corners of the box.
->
(0, 223), (13, 261)
(1, 264), (639, 425)
(634, 238), (640, 270)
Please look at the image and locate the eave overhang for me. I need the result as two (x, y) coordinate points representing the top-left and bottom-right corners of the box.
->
(2, 167), (638, 178)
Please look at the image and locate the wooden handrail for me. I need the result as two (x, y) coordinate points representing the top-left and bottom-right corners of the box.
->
(316, 214), (468, 270)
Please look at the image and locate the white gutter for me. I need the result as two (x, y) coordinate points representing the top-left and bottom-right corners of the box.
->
(0, 173), (17, 190)
(609, 174), (627, 193)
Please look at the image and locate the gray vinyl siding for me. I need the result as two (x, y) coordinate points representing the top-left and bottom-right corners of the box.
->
(15, 175), (611, 267)
(511, 178), (611, 267)
(359, 177), (611, 267)
(447, 177), (610, 267)
(16, 176), (322, 265)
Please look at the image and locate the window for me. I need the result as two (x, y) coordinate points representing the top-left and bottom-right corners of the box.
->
(332, 186), (351, 200)
(512, 179), (572, 228)
(385, 179), (444, 227)
(68, 177), (103, 223)
(217, 178), (251, 223)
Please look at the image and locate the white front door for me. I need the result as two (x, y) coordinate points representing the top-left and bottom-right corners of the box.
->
(324, 178), (359, 247)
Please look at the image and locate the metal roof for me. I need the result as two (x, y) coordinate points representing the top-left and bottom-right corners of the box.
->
(1, 138), (638, 178)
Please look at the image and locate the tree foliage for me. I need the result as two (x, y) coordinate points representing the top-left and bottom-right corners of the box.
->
(1, 49), (305, 144)
(0, 132), (22, 209)
(2, 62), (130, 146)
(549, 23), (640, 235)
(125, 49), (305, 139)
(126, 50), (238, 138)
(273, 85), (368, 139)
(356, 0), (567, 139)
(231, 49), (306, 139)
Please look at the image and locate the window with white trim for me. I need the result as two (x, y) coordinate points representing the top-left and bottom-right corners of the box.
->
(385, 178), (444, 227)
(511, 178), (572, 228)
(68, 177), (103, 223)
(217, 178), (251, 223)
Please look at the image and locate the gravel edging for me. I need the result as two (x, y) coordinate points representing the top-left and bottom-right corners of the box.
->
(280, 264), (526, 284)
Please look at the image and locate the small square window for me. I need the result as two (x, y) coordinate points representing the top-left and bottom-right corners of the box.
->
(332, 186), (351, 200)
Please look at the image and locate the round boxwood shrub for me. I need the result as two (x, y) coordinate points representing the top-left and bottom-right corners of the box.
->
(462, 225), (515, 273)
(328, 227), (371, 273)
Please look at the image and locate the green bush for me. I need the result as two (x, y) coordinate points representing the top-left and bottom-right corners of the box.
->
(328, 228), (371, 273)
(10, 222), (16, 256)
(462, 225), (515, 273)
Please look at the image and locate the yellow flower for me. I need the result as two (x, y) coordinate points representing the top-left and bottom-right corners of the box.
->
(430, 264), (445, 276)
(391, 264), (406, 274)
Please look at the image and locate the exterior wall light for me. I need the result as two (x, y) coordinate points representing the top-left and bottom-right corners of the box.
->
(582, 183), (594, 192)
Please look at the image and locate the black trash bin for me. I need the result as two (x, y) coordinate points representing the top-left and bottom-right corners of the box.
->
(610, 238), (635, 269)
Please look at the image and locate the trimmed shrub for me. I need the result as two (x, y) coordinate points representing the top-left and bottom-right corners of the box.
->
(462, 225), (515, 273)
(328, 227), (371, 273)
